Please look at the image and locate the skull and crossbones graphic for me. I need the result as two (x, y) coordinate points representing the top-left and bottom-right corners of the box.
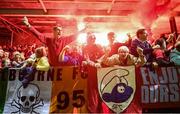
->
(11, 83), (44, 114)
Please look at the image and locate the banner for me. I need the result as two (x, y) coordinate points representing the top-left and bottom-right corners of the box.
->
(3, 68), (52, 114)
(50, 66), (88, 113)
(1, 66), (180, 113)
(139, 67), (180, 108)
(0, 68), (8, 113)
(97, 66), (136, 113)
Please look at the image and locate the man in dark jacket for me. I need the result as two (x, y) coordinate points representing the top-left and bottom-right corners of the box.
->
(130, 28), (160, 67)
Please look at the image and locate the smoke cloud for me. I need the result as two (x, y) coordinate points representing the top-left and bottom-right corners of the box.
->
(130, 0), (171, 32)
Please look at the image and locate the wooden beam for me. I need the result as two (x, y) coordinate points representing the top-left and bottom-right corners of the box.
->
(107, 0), (116, 14)
(38, 0), (47, 13)
(0, 9), (133, 16)
(0, 2), (137, 10)
(1, 0), (139, 3)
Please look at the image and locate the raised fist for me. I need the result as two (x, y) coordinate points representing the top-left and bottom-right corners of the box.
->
(22, 16), (30, 27)
(137, 47), (143, 55)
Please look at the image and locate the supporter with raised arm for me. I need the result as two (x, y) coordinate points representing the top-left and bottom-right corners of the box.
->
(107, 32), (132, 56)
(170, 41), (180, 66)
(130, 28), (160, 68)
(153, 37), (174, 67)
(59, 44), (84, 66)
(102, 46), (146, 67)
(176, 35), (180, 42)
(22, 16), (86, 66)
(82, 32), (104, 67)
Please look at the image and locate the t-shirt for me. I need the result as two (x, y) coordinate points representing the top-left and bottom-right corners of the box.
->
(83, 44), (104, 62)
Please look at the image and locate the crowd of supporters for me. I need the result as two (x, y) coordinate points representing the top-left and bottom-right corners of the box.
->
(0, 44), (37, 68)
(0, 29), (180, 71)
(1, 17), (180, 89)
(0, 28), (180, 112)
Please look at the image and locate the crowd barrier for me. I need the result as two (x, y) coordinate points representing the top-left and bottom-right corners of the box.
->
(0, 66), (180, 113)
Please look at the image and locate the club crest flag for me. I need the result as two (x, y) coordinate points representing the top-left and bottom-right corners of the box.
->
(97, 66), (136, 113)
